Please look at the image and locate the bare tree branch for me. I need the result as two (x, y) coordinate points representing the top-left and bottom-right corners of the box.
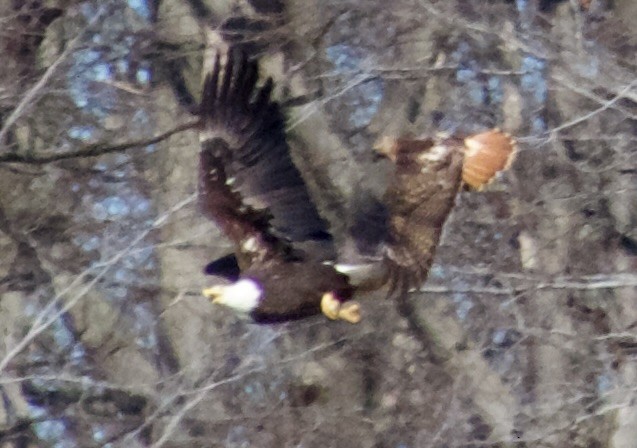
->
(0, 120), (199, 164)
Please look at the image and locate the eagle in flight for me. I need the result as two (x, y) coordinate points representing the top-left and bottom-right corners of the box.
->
(197, 49), (516, 324)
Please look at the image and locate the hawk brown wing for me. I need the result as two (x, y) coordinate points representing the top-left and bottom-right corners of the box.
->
(376, 129), (516, 296)
(198, 50), (333, 266)
(377, 136), (465, 296)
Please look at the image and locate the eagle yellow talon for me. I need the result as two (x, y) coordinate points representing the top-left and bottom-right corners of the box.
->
(321, 292), (361, 324)
(321, 292), (341, 320)
(338, 302), (361, 324)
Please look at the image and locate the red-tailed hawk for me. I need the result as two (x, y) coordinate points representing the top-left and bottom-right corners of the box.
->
(374, 129), (516, 296)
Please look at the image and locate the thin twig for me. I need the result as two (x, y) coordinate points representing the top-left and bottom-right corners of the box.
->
(0, 194), (197, 374)
(550, 79), (637, 135)
(0, 8), (106, 144)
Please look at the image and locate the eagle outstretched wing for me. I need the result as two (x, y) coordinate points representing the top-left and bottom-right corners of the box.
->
(198, 50), (333, 266)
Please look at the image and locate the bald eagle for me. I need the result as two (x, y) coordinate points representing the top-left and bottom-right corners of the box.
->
(198, 50), (361, 323)
(198, 49), (516, 323)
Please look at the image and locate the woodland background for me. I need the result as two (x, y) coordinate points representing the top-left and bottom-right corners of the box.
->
(0, 0), (636, 446)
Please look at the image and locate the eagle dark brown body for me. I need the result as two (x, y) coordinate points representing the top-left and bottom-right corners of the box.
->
(241, 262), (354, 323)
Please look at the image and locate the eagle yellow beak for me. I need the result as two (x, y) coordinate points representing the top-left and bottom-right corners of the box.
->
(202, 279), (261, 314)
(202, 285), (226, 304)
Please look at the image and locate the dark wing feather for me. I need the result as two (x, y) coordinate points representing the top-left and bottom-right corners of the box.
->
(381, 137), (464, 297)
(204, 253), (241, 281)
(198, 50), (333, 263)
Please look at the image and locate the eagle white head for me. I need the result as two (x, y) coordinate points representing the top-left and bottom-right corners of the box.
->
(202, 279), (263, 313)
